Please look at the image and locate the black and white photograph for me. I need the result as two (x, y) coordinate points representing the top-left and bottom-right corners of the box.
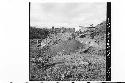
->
(29, 2), (111, 81)
(2, 0), (125, 82)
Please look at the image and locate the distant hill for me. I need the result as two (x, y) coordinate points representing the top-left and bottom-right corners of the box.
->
(80, 21), (106, 39)
(29, 21), (106, 40)
(30, 27), (50, 39)
(95, 21), (106, 33)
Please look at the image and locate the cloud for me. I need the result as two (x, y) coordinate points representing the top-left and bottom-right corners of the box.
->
(30, 2), (106, 28)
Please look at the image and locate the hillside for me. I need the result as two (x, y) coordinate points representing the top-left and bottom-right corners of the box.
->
(29, 21), (106, 81)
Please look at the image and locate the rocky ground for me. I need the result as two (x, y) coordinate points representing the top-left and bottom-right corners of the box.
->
(29, 21), (106, 81)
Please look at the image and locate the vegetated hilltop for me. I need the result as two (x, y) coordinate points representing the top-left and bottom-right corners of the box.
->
(30, 26), (50, 39)
(30, 21), (106, 81)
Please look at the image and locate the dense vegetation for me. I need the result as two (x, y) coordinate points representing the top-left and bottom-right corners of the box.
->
(29, 21), (106, 81)
(30, 27), (50, 39)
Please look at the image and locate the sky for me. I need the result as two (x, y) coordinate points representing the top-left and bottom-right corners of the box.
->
(30, 2), (106, 30)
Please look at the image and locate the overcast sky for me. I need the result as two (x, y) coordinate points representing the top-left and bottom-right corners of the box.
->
(30, 2), (106, 30)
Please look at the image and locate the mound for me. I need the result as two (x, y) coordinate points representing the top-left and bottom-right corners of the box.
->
(47, 39), (83, 56)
